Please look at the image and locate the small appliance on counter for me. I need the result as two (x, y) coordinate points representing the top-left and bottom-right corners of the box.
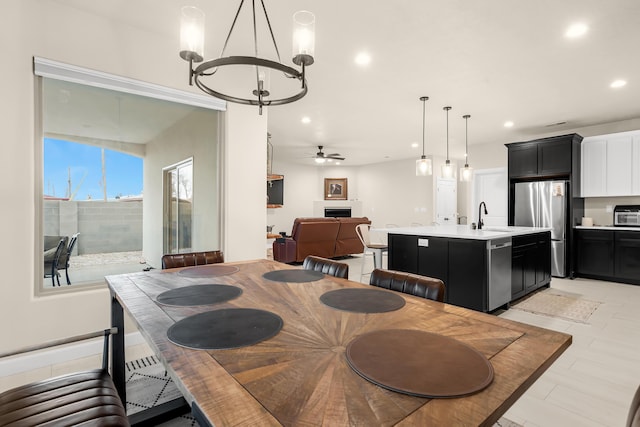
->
(614, 205), (640, 227)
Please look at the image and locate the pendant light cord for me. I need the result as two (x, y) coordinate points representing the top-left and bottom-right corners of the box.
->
(444, 106), (452, 161)
(422, 99), (426, 157)
(463, 114), (470, 166)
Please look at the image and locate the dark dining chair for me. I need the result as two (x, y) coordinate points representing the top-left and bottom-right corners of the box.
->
(0, 328), (129, 426)
(57, 232), (79, 285)
(628, 384), (640, 427)
(161, 250), (224, 269)
(369, 268), (445, 302)
(302, 255), (349, 279)
(43, 237), (67, 286)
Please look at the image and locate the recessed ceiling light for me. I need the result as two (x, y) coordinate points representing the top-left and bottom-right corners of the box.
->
(354, 52), (371, 66)
(301, 116), (311, 124)
(565, 23), (588, 38)
(411, 143), (419, 148)
(504, 121), (514, 128)
(610, 79), (627, 89)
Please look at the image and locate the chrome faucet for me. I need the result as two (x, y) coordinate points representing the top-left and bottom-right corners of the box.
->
(478, 201), (488, 230)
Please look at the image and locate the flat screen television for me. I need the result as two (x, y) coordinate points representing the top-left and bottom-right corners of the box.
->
(267, 178), (284, 205)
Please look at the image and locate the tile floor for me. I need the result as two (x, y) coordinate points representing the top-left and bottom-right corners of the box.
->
(349, 252), (640, 426)
(6, 251), (639, 426)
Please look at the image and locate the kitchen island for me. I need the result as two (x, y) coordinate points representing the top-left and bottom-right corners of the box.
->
(384, 225), (551, 312)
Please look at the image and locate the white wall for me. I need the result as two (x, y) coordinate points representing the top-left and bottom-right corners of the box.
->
(268, 157), (439, 232)
(1, 1), (265, 352)
(144, 109), (221, 268)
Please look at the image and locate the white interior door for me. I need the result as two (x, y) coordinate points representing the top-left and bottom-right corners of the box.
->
(436, 177), (457, 225)
(472, 168), (507, 226)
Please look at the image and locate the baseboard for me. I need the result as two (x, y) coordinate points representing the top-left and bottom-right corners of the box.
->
(0, 331), (145, 377)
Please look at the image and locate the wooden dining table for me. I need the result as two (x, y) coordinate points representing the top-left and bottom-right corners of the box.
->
(107, 259), (571, 426)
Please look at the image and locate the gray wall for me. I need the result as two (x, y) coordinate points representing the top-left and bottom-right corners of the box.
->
(44, 200), (142, 254)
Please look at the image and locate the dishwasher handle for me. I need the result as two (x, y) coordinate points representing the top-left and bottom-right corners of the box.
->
(490, 241), (512, 250)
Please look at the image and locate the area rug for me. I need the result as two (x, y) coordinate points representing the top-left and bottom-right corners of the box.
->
(126, 355), (520, 426)
(511, 288), (601, 323)
(126, 355), (198, 426)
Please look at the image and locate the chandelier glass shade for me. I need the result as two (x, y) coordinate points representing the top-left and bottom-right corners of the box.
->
(179, 1), (315, 115)
(416, 96), (433, 176)
(441, 106), (455, 178)
(460, 114), (473, 182)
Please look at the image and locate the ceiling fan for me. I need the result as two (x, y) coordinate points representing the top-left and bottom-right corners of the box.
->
(313, 145), (345, 163)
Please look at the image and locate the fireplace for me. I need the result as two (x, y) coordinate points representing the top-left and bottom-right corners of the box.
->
(324, 208), (352, 218)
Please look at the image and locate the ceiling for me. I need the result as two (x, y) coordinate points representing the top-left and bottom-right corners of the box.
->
(51, 0), (640, 166)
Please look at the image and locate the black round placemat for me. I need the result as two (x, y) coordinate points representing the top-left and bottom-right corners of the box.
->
(167, 308), (283, 350)
(346, 329), (494, 398)
(156, 284), (242, 306)
(320, 288), (406, 313)
(262, 269), (324, 283)
(177, 265), (239, 277)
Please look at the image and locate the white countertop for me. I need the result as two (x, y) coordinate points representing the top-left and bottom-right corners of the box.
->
(378, 225), (551, 240)
(575, 225), (640, 231)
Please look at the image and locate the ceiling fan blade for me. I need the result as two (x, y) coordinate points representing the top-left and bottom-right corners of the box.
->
(327, 155), (345, 160)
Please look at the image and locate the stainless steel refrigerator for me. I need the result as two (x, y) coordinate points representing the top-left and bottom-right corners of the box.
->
(514, 180), (568, 277)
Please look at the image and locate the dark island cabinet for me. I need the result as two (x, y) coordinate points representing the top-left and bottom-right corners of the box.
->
(388, 234), (419, 273)
(388, 234), (486, 311)
(576, 229), (640, 285)
(511, 232), (551, 300)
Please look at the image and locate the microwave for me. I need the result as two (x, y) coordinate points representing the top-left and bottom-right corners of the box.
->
(614, 205), (640, 227)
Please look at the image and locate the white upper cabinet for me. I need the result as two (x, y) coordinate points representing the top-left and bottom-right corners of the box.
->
(633, 136), (640, 194)
(581, 139), (606, 196)
(581, 130), (640, 197)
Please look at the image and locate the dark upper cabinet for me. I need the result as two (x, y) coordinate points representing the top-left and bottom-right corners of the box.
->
(508, 143), (538, 178)
(538, 139), (573, 176)
(506, 134), (580, 179)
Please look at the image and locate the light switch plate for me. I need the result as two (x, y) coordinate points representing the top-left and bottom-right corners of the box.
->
(606, 205), (613, 213)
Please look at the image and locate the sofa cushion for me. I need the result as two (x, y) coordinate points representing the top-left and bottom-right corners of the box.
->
(292, 221), (341, 261)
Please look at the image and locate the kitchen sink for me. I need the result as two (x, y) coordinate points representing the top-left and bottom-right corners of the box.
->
(481, 227), (512, 232)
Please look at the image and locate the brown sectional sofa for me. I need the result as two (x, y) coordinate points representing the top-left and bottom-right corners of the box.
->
(273, 217), (371, 263)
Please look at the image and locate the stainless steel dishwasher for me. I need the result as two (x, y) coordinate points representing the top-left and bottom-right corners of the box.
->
(487, 237), (512, 311)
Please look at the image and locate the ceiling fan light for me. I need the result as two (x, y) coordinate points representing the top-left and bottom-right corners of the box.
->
(315, 157), (326, 164)
(416, 157), (432, 176)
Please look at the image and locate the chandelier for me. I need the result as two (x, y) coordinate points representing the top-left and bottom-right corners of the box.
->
(179, 1), (315, 114)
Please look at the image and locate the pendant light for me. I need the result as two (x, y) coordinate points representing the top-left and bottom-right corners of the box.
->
(460, 114), (473, 182)
(416, 96), (432, 176)
(441, 106), (454, 178)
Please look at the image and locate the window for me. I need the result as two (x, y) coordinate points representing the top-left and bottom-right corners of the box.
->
(35, 58), (224, 294)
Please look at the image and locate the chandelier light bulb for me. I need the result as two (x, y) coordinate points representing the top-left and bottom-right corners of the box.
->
(292, 11), (315, 64)
(179, 6), (205, 60)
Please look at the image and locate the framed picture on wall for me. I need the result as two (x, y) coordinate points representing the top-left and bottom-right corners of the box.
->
(324, 178), (348, 200)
